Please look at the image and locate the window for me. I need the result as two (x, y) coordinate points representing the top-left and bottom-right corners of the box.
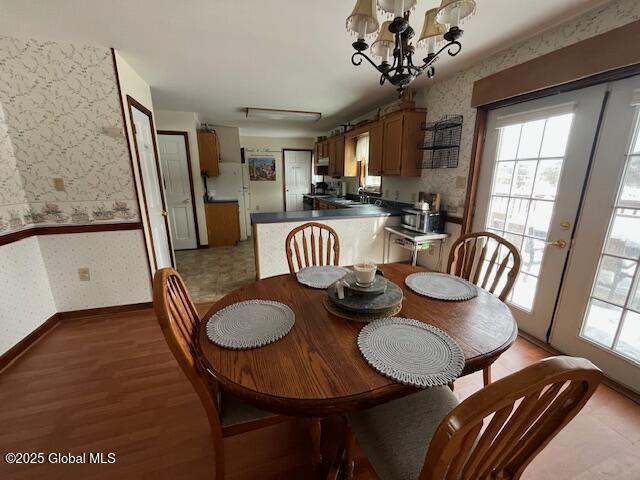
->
(581, 110), (640, 363)
(484, 112), (574, 311)
(357, 133), (382, 194)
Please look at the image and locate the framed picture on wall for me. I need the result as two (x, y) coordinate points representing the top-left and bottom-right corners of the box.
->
(248, 157), (276, 181)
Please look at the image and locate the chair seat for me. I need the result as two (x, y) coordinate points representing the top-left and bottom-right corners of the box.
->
(347, 386), (459, 480)
(220, 388), (275, 428)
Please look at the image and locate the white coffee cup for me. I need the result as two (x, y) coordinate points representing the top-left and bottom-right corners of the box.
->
(353, 262), (377, 287)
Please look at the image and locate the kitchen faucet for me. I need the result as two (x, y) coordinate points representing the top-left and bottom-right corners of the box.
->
(357, 186), (367, 204)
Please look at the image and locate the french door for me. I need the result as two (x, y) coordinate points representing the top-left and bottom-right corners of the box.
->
(551, 75), (640, 392)
(473, 85), (608, 340)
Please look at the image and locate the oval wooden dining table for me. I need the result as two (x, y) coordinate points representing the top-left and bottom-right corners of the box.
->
(197, 263), (517, 417)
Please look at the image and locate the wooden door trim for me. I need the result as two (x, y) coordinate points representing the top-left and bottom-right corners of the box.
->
(463, 63), (640, 235)
(126, 95), (175, 268)
(157, 130), (201, 249)
(111, 48), (154, 284)
(282, 149), (313, 212)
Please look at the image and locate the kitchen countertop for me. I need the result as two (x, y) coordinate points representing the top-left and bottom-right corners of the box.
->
(251, 204), (402, 224)
(204, 198), (238, 204)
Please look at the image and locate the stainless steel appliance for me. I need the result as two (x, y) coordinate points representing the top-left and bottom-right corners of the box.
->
(401, 209), (446, 233)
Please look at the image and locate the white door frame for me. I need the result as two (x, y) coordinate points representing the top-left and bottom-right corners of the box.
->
(157, 130), (200, 249)
(283, 148), (312, 211)
(127, 95), (174, 270)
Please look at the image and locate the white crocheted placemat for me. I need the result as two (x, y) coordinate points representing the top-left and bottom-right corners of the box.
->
(358, 317), (465, 388)
(206, 300), (294, 350)
(405, 272), (478, 301)
(296, 266), (350, 289)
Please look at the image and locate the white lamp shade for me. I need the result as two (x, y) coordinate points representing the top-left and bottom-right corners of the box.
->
(436, 0), (476, 26)
(377, 0), (417, 16)
(346, 0), (380, 37)
(417, 8), (446, 47)
(370, 21), (395, 60)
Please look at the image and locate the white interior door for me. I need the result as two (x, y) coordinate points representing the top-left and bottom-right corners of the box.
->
(157, 133), (197, 250)
(284, 150), (311, 211)
(131, 105), (173, 269)
(473, 85), (607, 340)
(551, 76), (640, 392)
(241, 163), (252, 237)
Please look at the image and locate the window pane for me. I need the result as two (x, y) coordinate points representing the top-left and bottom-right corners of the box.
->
(630, 275), (640, 311)
(503, 233), (523, 252)
(521, 238), (546, 276)
(511, 273), (538, 311)
(619, 155), (640, 208)
(592, 256), (636, 306)
(487, 197), (509, 231)
(540, 114), (573, 158)
(604, 209), (640, 259)
(517, 119), (545, 159)
(525, 200), (553, 239)
(498, 124), (521, 161)
(532, 159), (563, 200)
(512, 161), (537, 197)
(505, 198), (529, 234)
(582, 299), (622, 348)
(616, 311), (640, 363)
(492, 162), (514, 195)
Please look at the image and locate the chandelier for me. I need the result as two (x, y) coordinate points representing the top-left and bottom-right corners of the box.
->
(346, 0), (476, 94)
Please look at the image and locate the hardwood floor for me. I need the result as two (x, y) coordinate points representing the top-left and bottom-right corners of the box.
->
(1, 306), (639, 479)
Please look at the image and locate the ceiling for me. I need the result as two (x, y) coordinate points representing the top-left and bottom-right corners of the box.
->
(0, 0), (608, 137)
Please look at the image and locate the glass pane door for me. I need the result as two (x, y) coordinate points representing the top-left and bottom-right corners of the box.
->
(580, 110), (640, 363)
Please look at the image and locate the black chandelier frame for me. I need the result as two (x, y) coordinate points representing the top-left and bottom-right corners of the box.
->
(351, 11), (463, 95)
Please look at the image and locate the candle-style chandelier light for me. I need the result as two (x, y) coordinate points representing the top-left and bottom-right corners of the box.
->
(346, 0), (476, 94)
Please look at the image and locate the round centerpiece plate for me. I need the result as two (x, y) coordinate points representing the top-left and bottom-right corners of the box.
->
(327, 279), (403, 313)
(405, 272), (478, 301)
(358, 317), (465, 388)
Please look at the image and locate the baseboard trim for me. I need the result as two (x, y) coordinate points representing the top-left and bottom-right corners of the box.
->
(198, 244), (210, 249)
(57, 302), (153, 321)
(0, 302), (153, 373)
(0, 313), (59, 372)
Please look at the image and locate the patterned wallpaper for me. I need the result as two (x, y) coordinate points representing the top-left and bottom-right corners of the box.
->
(0, 36), (138, 235)
(386, 0), (640, 213)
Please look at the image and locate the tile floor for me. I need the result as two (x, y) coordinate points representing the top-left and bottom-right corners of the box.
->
(175, 241), (256, 303)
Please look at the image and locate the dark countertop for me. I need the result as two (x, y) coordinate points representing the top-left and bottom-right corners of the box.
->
(251, 205), (402, 224)
(204, 198), (238, 204)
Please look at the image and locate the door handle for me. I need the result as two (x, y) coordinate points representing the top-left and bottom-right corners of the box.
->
(182, 199), (190, 204)
(161, 211), (169, 217)
(544, 240), (567, 249)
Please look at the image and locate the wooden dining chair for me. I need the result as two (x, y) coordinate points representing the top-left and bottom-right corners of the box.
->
(448, 231), (521, 385)
(286, 221), (340, 273)
(348, 356), (603, 480)
(153, 268), (289, 479)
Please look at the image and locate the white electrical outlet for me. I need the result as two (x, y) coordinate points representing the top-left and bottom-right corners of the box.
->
(456, 176), (467, 188)
(78, 268), (90, 281)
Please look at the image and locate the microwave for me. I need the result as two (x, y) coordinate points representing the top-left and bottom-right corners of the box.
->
(401, 209), (446, 234)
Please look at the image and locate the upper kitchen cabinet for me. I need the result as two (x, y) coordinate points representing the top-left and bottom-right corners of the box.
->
(368, 121), (383, 176)
(381, 110), (424, 177)
(197, 130), (220, 176)
(328, 135), (357, 177)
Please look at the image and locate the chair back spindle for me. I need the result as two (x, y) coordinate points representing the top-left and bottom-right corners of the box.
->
(286, 222), (340, 273)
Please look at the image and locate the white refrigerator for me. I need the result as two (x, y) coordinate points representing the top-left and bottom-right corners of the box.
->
(205, 162), (251, 240)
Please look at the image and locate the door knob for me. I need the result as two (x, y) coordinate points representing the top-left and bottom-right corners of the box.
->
(545, 239), (567, 249)
(161, 211), (169, 217)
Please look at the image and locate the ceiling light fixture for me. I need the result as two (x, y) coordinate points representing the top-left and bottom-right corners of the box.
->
(346, 0), (476, 95)
(245, 107), (322, 122)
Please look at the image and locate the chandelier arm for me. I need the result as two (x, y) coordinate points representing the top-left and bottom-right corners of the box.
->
(351, 51), (383, 73)
(419, 40), (462, 71)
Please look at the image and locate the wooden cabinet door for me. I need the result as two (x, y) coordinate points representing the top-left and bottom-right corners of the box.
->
(368, 122), (383, 176)
(320, 141), (328, 158)
(197, 131), (220, 176)
(205, 202), (240, 246)
(382, 114), (403, 175)
(328, 138), (337, 176)
(335, 136), (345, 177)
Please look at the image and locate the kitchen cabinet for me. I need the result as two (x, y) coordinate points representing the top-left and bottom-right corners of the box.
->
(368, 121), (383, 176)
(327, 135), (357, 177)
(197, 130), (220, 176)
(381, 111), (423, 177)
(205, 202), (240, 246)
